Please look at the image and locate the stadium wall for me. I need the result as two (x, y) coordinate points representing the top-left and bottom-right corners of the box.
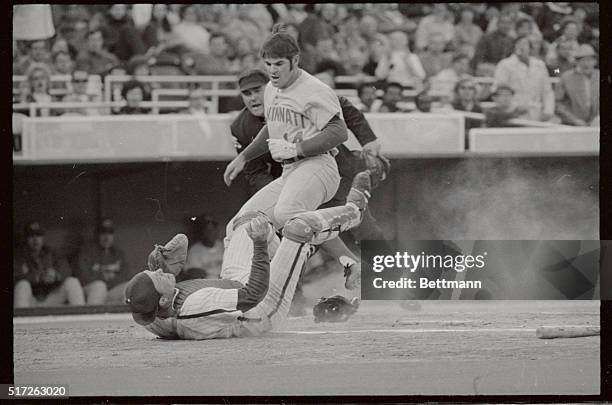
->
(13, 157), (598, 278)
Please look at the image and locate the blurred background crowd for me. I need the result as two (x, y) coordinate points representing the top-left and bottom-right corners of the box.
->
(13, 3), (599, 126)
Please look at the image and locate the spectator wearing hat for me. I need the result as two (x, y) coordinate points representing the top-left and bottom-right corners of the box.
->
(14, 221), (85, 308)
(185, 214), (224, 279)
(75, 29), (120, 75)
(117, 79), (150, 115)
(555, 44), (599, 126)
(76, 218), (129, 304)
(494, 35), (555, 122)
(484, 85), (527, 127)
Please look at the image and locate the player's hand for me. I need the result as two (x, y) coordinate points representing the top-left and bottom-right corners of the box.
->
(245, 216), (271, 243)
(224, 154), (246, 186)
(267, 138), (297, 161)
(362, 139), (381, 157)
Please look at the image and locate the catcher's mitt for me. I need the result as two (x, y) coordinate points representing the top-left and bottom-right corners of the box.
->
(313, 296), (360, 323)
(361, 151), (391, 189)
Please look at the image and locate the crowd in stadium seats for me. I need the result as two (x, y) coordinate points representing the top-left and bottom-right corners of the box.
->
(12, 3), (599, 126)
(13, 214), (229, 308)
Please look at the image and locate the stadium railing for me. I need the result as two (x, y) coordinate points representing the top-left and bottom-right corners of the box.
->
(14, 113), (467, 163)
(13, 74), (103, 101)
(14, 111), (598, 164)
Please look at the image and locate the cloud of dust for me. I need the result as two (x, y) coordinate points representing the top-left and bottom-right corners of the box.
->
(419, 158), (599, 240)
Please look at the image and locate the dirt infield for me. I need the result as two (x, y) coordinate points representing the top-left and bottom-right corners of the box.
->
(13, 301), (599, 396)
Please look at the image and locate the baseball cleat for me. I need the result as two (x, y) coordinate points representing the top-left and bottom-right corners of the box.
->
(346, 170), (372, 212)
(147, 233), (188, 276)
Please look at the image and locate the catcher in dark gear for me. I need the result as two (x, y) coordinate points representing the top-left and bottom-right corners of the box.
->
(313, 295), (361, 323)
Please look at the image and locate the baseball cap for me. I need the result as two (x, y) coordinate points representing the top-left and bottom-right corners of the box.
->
(237, 68), (269, 91)
(124, 272), (160, 326)
(96, 218), (114, 234)
(24, 221), (45, 237)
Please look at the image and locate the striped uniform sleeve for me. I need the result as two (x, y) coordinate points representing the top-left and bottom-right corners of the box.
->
(177, 287), (243, 340)
(236, 239), (270, 312)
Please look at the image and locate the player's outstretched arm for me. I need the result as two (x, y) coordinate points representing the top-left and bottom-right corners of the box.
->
(236, 217), (271, 312)
(224, 126), (270, 186)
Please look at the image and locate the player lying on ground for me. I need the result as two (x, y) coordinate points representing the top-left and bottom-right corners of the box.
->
(124, 172), (372, 340)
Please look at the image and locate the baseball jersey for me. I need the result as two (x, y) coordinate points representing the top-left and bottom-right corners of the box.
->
(76, 243), (127, 288)
(264, 69), (343, 145)
(143, 278), (245, 340)
(13, 245), (72, 300)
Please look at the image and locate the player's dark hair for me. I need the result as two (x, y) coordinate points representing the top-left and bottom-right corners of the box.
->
(260, 23), (300, 68)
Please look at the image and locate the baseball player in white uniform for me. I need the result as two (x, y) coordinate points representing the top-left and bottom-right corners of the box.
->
(223, 23), (348, 234)
(124, 171), (372, 340)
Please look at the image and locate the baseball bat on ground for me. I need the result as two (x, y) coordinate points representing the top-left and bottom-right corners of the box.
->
(536, 325), (600, 339)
